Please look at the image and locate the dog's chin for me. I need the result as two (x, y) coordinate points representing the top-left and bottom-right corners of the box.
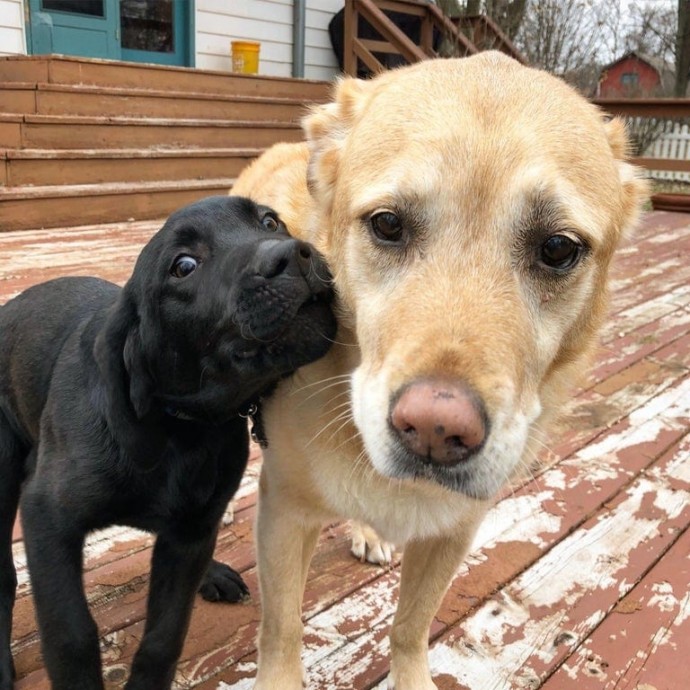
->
(378, 445), (499, 500)
(355, 418), (532, 501)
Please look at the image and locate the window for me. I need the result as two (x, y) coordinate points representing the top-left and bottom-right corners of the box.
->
(42, 1), (104, 17)
(621, 72), (639, 87)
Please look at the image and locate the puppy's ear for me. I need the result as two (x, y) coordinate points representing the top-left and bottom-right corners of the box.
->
(94, 291), (165, 470)
(303, 77), (372, 211)
(123, 325), (154, 419)
(604, 117), (650, 242)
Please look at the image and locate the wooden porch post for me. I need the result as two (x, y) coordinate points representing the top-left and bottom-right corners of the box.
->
(344, 0), (357, 76)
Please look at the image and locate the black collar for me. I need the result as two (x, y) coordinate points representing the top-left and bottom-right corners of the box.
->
(162, 400), (268, 448)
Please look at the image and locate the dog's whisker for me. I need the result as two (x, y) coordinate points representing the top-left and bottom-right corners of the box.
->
(290, 373), (351, 396)
(323, 413), (356, 449)
(306, 408), (353, 448)
(302, 384), (350, 407)
(330, 429), (363, 455)
(300, 378), (352, 404)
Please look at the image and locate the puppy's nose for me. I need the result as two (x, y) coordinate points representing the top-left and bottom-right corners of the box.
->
(390, 380), (487, 466)
(256, 239), (312, 279)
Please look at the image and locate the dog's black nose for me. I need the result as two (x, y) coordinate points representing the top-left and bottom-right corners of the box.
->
(256, 239), (313, 280)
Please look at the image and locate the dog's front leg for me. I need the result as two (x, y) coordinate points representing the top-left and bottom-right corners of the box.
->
(388, 525), (481, 690)
(254, 473), (322, 690)
(125, 529), (217, 690)
(21, 488), (104, 690)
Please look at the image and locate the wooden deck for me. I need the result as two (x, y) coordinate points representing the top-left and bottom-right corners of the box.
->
(2, 209), (689, 690)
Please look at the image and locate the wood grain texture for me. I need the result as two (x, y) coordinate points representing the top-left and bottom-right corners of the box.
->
(1, 209), (688, 690)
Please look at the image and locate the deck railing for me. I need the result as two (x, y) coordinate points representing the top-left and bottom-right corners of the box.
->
(593, 99), (690, 179)
(342, 0), (526, 76)
(342, 0), (474, 76)
(457, 14), (525, 61)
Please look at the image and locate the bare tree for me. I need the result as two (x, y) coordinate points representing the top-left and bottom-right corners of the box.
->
(624, 1), (677, 62)
(513, 1), (609, 78)
(438, 0), (527, 38)
(676, 0), (690, 95)
(484, 0), (528, 39)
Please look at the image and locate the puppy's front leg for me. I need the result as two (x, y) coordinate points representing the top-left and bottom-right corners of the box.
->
(125, 529), (217, 690)
(254, 472), (322, 690)
(21, 488), (104, 690)
(388, 524), (481, 690)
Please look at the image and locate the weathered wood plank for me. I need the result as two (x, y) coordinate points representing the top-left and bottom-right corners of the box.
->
(5, 210), (690, 689)
(542, 525), (690, 689)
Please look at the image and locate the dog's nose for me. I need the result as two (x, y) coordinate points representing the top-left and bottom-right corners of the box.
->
(390, 380), (487, 466)
(256, 239), (312, 279)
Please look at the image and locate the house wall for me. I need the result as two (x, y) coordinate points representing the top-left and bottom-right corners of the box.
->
(599, 56), (661, 97)
(1, 0), (340, 78)
(195, 0), (341, 80)
(0, 0), (26, 56)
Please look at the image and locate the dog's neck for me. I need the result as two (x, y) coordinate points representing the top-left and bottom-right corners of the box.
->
(159, 397), (268, 445)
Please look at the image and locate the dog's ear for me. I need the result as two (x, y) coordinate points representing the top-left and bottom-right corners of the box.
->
(303, 77), (372, 211)
(93, 290), (165, 469)
(123, 325), (154, 419)
(603, 117), (650, 242)
(95, 290), (153, 420)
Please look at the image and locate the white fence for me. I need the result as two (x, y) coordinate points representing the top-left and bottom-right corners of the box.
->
(643, 122), (690, 183)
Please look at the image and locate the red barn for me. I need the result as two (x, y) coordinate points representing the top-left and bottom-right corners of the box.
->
(597, 51), (673, 97)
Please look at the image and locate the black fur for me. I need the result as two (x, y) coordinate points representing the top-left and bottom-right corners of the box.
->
(0, 196), (336, 690)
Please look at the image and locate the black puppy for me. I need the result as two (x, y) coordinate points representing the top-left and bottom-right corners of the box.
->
(0, 196), (336, 690)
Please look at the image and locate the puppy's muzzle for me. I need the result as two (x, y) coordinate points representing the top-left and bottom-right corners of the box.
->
(389, 379), (488, 467)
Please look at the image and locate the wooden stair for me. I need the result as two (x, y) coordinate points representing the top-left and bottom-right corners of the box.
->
(0, 56), (331, 232)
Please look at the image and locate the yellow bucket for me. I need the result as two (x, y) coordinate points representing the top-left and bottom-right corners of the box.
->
(231, 41), (260, 74)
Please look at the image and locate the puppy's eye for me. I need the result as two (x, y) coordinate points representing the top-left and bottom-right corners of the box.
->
(370, 211), (404, 244)
(170, 255), (199, 278)
(261, 213), (280, 232)
(540, 234), (583, 271)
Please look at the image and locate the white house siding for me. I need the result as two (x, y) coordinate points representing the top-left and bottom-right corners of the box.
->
(0, 0), (26, 56)
(195, 0), (341, 80)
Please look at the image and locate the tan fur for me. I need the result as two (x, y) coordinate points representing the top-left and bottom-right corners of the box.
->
(231, 53), (648, 689)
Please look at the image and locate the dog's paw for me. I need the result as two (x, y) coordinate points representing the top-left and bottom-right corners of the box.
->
(198, 559), (250, 603)
(350, 521), (395, 565)
(221, 500), (235, 526)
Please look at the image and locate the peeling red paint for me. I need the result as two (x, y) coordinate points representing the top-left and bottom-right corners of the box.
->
(3, 211), (690, 690)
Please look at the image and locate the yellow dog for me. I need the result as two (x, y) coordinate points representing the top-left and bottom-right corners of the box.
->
(232, 52), (647, 689)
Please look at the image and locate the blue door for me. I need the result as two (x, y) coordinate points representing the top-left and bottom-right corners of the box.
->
(28, 0), (120, 59)
(27, 0), (191, 66)
(120, 0), (189, 66)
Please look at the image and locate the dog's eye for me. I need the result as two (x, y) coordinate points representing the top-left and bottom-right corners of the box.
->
(261, 213), (280, 232)
(370, 211), (404, 244)
(540, 234), (583, 271)
(170, 255), (199, 278)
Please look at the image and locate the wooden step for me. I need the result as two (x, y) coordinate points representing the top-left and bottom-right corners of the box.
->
(2, 148), (263, 186)
(0, 55), (331, 101)
(0, 82), (320, 122)
(0, 82), (35, 114)
(0, 114), (22, 148)
(0, 178), (236, 231)
(13, 114), (302, 150)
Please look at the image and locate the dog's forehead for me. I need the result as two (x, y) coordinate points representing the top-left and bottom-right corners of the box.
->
(161, 199), (265, 246)
(339, 61), (620, 240)
(347, 56), (612, 171)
